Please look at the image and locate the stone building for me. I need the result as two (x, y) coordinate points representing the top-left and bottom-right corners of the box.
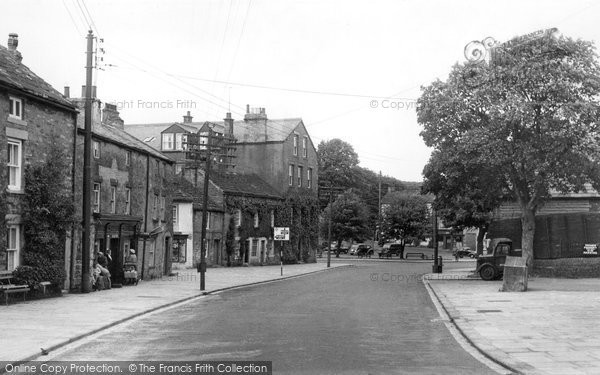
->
(125, 106), (320, 263)
(70, 95), (174, 288)
(0, 34), (78, 288)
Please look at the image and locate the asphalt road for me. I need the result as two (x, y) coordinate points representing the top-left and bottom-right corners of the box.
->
(50, 261), (495, 374)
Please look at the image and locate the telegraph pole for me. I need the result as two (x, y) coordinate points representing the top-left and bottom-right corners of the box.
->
(199, 129), (212, 291)
(432, 208), (440, 273)
(319, 184), (345, 267)
(327, 190), (332, 268)
(185, 127), (236, 291)
(377, 171), (382, 243)
(81, 30), (94, 293)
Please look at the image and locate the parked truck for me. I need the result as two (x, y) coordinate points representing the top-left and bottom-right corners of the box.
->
(475, 238), (522, 280)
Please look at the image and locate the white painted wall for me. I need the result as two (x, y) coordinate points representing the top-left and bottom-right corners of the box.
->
(174, 202), (194, 268)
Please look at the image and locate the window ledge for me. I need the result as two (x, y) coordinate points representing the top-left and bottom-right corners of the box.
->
(6, 189), (25, 195)
(7, 117), (27, 126)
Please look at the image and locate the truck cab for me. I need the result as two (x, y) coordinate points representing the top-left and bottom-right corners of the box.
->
(475, 238), (522, 280)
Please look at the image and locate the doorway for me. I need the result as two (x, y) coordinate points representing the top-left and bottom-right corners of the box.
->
(109, 238), (122, 283)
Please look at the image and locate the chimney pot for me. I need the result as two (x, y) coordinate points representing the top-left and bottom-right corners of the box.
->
(246, 104), (250, 114)
(7, 33), (18, 51)
(64, 86), (70, 98)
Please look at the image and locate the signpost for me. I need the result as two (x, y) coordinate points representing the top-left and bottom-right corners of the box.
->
(274, 227), (290, 275)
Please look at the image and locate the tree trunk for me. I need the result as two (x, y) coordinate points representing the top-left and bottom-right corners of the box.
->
(476, 224), (488, 256)
(521, 208), (536, 271)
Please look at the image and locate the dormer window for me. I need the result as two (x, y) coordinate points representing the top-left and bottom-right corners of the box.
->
(9, 96), (23, 120)
(162, 133), (174, 150)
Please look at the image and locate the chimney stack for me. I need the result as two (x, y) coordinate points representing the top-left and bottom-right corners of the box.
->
(244, 105), (267, 121)
(183, 111), (193, 123)
(7, 33), (22, 63)
(224, 112), (234, 136)
(64, 86), (70, 98)
(102, 103), (125, 130)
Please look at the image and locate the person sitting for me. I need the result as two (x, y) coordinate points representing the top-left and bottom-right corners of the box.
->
(95, 252), (112, 289)
(124, 249), (137, 269)
(92, 260), (101, 290)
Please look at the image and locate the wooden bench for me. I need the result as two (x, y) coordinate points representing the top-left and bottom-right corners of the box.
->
(405, 252), (427, 260)
(0, 272), (30, 305)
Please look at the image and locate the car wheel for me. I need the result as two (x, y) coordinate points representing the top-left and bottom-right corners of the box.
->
(469, 254), (475, 258)
(479, 265), (496, 281)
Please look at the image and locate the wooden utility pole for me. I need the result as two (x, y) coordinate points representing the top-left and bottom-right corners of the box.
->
(433, 208), (440, 273)
(81, 30), (94, 293)
(318, 184), (345, 267)
(199, 130), (212, 291)
(327, 189), (332, 268)
(184, 126), (236, 291)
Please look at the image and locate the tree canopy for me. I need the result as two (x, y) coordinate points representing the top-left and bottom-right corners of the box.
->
(320, 190), (370, 247)
(317, 138), (360, 187)
(418, 31), (600, 267)
(380, 191), (430, 244)
(422, 148), (506, 252)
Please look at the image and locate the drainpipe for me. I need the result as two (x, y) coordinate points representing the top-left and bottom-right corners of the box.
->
(142, 154), (150, 279)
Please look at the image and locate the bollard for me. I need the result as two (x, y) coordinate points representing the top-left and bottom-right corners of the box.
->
(432, 256), (443, 273)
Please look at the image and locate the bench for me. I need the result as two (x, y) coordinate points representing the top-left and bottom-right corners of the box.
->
(405, 252), (427, 260)
(0, 272), (30, 305)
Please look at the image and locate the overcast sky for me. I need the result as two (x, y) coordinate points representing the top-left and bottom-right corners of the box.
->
(2, 0), (599, 181)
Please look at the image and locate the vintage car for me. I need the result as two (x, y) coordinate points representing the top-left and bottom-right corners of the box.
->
(379, 243), (404, 258)
(475, 238), (522, 280)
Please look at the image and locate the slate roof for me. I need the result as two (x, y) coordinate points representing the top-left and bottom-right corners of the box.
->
(125, 121), (225, 150)
(209, 172), (282, 200)
(93, 122), (173, 162)
(0, 45), (75, 110)
(172, 176), (223, 211)
(124, 117), (303, 148)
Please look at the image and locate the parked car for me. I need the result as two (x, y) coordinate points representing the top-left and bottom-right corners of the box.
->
(338, 243), (349, 254)
(379, 243), (404, 258)
(349, 244), (360, 255)
(355, 244), (373, 258)
(452, 248), (477, 258)
(475, 238), (522, 280)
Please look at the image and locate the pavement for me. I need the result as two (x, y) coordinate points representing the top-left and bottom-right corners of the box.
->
(424, 263), (600, 375)
(0, 262), (349, 364)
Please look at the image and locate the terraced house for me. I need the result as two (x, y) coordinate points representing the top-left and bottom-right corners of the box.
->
(70, 95), (174, 289)
(0, 34), (78, 288)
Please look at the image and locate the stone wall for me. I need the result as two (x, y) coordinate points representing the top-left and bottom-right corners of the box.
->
(532, 258), (600, 278)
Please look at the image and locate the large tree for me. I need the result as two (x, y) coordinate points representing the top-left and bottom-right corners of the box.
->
(320, 190), (370, 254)
(317, 138), (360, 188)
(418, 31), (600, 269)
(422, 148), (506, 254)
(317, 139), (407, 234)
(380, 191), (430, 249)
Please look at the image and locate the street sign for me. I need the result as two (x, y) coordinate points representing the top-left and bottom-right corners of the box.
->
(583, 244), (598, 255)
(274, 227), (290, 241)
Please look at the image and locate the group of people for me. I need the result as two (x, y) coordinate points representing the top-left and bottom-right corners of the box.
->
(92, 248), (137, 290)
